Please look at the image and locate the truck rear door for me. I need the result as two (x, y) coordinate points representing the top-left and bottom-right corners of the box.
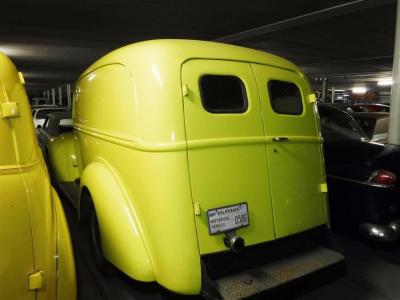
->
(251, 64), (327, 239)
(181, 59), (275, 254)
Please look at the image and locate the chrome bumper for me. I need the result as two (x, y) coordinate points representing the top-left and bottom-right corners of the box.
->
(359, 220), (400, 242)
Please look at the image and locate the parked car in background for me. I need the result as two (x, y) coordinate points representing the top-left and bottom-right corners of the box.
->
(49, 40), (343, 298)
(346, 103), (390, 113)
(0, 52), (76, 299)
(33, 107), (67, 128)
(31, 104), (58, 110)
(351, 112), (389, 142)
(36, 111), (76, 183)
(318, 104), (400, 242)
(36, 111), (73, 152)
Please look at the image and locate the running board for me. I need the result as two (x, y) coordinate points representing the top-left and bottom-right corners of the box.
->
(212, 247), (344, 299)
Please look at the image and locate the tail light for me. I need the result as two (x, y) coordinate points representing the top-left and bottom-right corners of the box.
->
(369, 169), (397, 186)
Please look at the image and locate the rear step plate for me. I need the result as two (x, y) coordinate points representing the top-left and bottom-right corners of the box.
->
(214, 247), (344, 299)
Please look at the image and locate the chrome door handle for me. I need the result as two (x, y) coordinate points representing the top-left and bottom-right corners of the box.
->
(272, 137), (290, 142)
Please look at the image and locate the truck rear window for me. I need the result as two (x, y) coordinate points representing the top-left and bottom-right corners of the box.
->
(268, 80), (303, 115)
(200, 75), (248, 113)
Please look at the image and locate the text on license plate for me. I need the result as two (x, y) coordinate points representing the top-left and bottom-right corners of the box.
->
(207, 203), (249, 235)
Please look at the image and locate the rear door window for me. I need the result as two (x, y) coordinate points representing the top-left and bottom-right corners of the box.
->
(268, 80), (303, 115)
(200, 75), (248, 113)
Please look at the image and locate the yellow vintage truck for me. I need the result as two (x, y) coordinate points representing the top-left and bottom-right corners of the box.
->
(51, 39), (343, 298)
(0, 52), (76, 300)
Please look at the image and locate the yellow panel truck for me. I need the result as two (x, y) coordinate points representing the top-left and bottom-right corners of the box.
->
(50, 40), (343, 299)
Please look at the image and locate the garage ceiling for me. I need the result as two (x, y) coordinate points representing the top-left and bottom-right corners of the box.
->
(0, 0), (397, 96)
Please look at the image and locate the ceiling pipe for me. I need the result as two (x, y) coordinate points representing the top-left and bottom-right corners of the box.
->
(308, 71), (393, 80)
(215, 0), (395, 43)
(388, 0), (400, 146)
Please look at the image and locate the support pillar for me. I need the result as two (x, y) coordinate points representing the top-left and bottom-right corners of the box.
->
(51, 88), (56, 106)
(389, 1), (400, 145)
(66, 84), (72, 110)
(321, 78), (328, 103)
(46, 90), (50, 105)
(58, 86), (63, 106)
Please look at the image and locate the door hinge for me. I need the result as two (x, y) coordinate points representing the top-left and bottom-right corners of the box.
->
(308, 93), (317, 103)
(194, 202), (201, 216)
(1, 102), (20, 119)
(71, 154), (77, 167)
(182, 84), (189, 97)
(28, 270), (44, 290)
(320, 183), (328, 193)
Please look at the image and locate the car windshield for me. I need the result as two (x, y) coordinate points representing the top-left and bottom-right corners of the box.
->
(319, 109), (368, 142)
(36, 108), (65, 119)
(43, 117), (50, 129)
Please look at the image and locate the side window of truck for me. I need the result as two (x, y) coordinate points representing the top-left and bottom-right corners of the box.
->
(268, 80), (303, 115)
(200, 75), (248, 113)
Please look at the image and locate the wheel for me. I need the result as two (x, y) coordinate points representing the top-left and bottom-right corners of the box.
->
(87, 198), (115, 276)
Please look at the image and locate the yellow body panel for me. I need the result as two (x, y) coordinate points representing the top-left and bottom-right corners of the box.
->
(0, 52), (76, 300)
(48, 132), (79, 182)
(0, 169), (35, 300)
(51, 40), (327, 295)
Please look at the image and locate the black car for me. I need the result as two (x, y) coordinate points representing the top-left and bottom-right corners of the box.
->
(318, 104), (400, 241)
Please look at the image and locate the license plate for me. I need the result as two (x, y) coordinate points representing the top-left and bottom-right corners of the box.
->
(207, 202), (249, 235)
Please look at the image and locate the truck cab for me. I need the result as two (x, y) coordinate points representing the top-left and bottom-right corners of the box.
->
(52, 39), (343, 298)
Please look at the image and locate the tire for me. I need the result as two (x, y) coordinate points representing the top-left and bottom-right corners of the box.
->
(87, 198), (115, 276)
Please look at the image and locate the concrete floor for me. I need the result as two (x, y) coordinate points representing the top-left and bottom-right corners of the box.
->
(60, 196), (400, 300)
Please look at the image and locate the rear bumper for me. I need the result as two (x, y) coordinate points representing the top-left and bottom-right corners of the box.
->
(201, 226), (344, 299)
(359, 220), (400, 242)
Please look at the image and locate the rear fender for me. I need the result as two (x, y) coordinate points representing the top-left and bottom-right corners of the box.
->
(48, 132), (79, 182)
(52, 188), (77, 300)
(79, 162), (154, 281)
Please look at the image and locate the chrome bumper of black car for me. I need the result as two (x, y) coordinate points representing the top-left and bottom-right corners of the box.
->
(359, 220), (400, 242)
(327, 174), (395, 189)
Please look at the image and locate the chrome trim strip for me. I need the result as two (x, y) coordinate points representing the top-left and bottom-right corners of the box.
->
(327, 174), (395, 189)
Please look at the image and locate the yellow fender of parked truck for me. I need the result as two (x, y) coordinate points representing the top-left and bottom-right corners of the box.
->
(79, 161), (155, 282)
(52, 188), (76, 300)
(47, 132), (80, 183)
(0, 51), (76, 300)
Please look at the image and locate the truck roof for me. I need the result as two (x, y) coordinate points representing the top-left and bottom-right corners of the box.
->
(79, 39), (303, 80)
